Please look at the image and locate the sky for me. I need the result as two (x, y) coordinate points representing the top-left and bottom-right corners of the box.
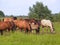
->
(0, 0), (60, 16)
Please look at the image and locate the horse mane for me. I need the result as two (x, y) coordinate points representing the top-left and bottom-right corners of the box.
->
(13, 17), (17, 20)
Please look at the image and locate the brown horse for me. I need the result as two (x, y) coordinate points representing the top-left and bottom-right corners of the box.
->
(30, 20), (40, 33)
(0, 21), (15, 35)
(3, 17), (14, 22)
(3, 17), (16, 32)
(3, 17), (17, 22)
(13, 19), (31, 33)
(25, 19), (40, 33)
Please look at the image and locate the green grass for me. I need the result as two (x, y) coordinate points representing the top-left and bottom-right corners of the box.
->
(0, 22), (60, 45)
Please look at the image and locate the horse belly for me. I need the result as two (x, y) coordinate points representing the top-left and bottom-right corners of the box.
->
(0, 25), (7, 30)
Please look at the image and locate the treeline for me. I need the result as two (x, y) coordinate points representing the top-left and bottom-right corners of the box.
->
(0, 2), (60, 22)
(52, 13), (60, 22)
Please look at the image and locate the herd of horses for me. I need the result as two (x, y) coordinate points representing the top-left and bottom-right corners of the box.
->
(0, 17), (55, 35)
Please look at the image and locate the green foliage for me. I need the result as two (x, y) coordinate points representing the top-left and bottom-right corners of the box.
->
(0, 11), (5, 17)
(28, 2), (51, 20)
(52, 13), (60, 22)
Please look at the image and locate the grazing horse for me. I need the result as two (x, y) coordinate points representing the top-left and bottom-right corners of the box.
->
(13, 19), (31, 33)
(41, 19), (55, 33)
(0, 21), (15, 35)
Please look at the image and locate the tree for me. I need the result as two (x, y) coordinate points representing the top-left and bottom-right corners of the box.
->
(28, 2), (52, 20)
(53, 13), (60, 22)
(0, 11), (5, 17)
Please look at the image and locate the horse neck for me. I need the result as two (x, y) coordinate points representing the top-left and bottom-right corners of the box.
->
(50, 25), (54, 32)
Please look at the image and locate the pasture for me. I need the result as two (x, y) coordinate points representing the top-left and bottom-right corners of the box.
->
(0, 22), (60, 45)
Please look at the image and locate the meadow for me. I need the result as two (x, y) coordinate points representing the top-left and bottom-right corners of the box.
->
(0, 22), (60, 45)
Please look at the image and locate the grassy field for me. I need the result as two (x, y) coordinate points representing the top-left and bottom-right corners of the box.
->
(0, 22), (60, 45)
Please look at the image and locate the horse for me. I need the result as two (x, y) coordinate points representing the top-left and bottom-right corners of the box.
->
(41, 19), (55, 33)
(3, 17), (17, 21)
(3, 17), (17, 32)
(13, 19), (31, 33)
(30, 19), (40, 33)
(0, 21), (15, 35)
(3, 17), (14, 22)
(25, 19), (40, 33)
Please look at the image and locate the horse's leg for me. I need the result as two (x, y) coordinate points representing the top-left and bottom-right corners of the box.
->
(28, 26), (32, 33)
(36, 27), (40, 34)
(19, 27), (23, 32)
(42, 26), (44, 33)
(37, 27), (40, 33)
(13, 25), (17, 32)
(46, 26), (49, 33)
(36, 29), (39, 34)
(24, 28), (28, 33)
(11, 28), (15, 33)
(0, 30), (3, 35)
(26, 28), (28, 33)
(12, 28), (14, 32)
(20, 28), (23, 32)
(8, 29), (10, 32)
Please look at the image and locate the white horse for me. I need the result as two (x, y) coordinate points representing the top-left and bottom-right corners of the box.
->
(41, 19), (55, 33)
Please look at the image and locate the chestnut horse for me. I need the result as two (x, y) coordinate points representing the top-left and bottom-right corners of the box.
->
(3, 17), (14, 22)
(3, 17), (17, 22)
(13, 19), (31, 33)
(0, 21), (15, 35)
(41, 19), (55, 33)
(3, 17), (17, 32)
